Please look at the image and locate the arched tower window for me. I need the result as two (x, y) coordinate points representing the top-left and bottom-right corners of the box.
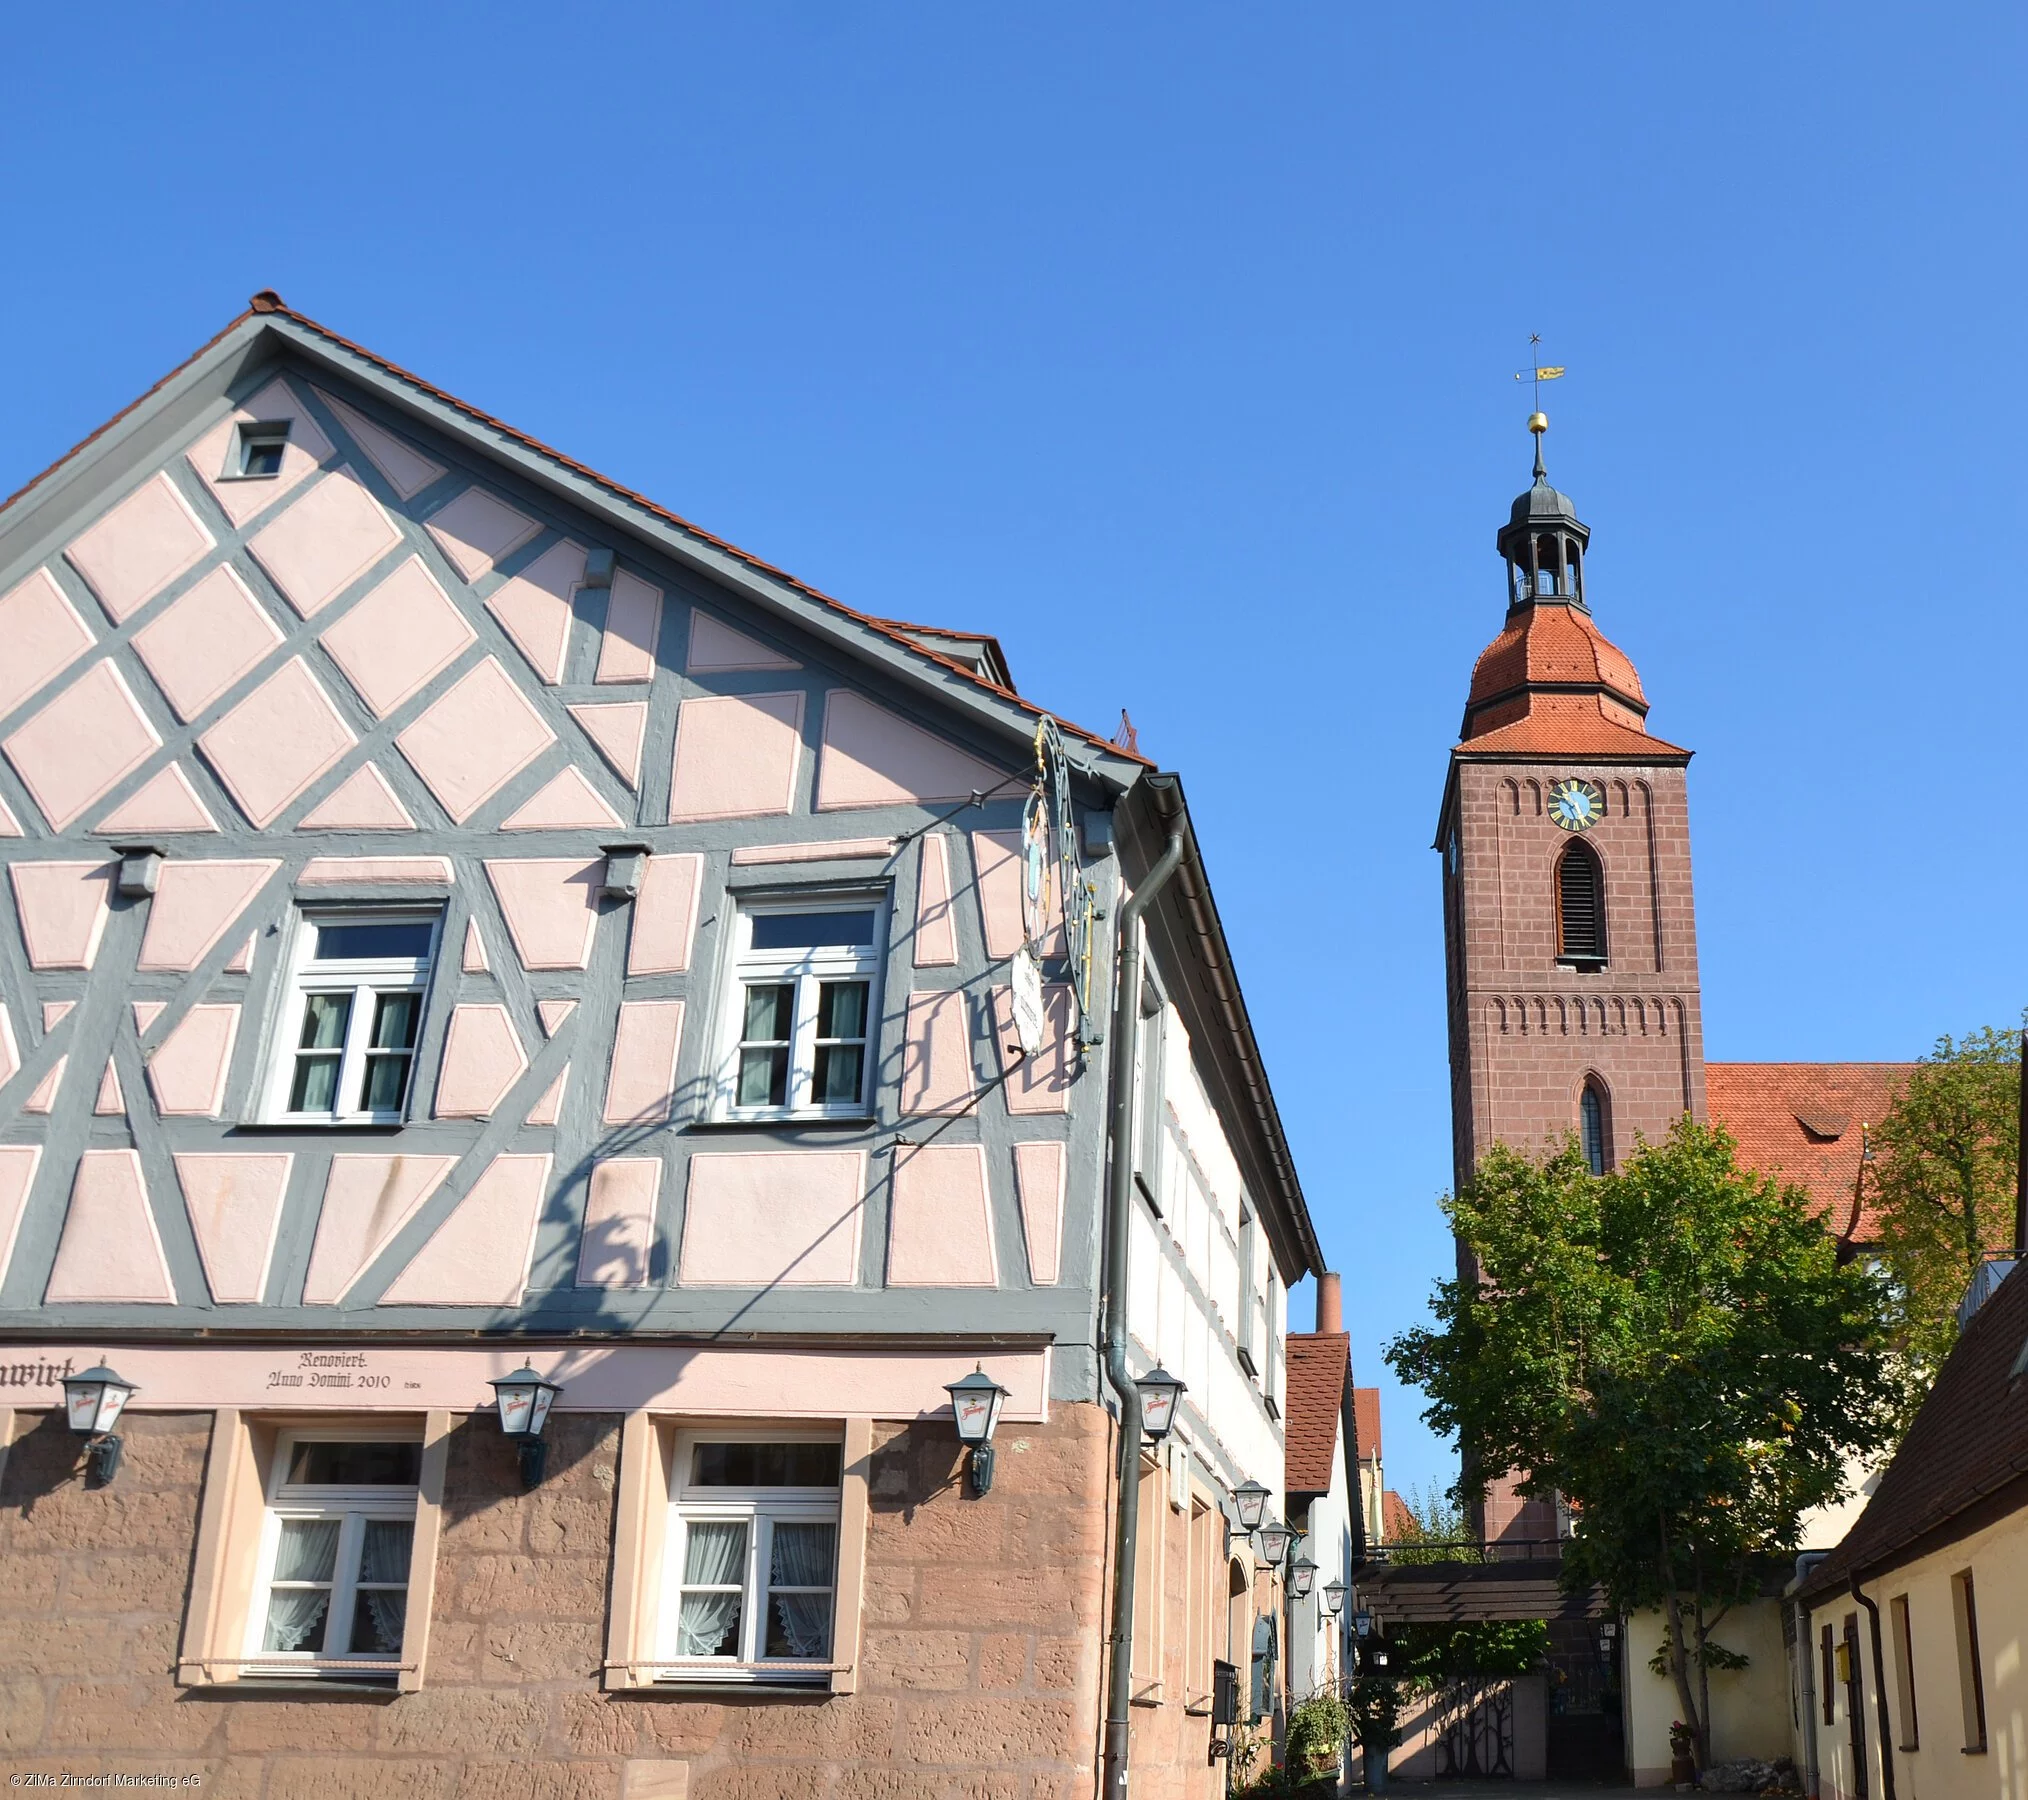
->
(1556, 840), (1606, 966)
(1580, 1078), (1612, 1176)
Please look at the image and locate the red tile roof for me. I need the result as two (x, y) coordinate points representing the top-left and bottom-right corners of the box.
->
(1706, 1062), (1915, 1246)
(1284, 1332), (1351, 1496)
(1382, 1490), (1416, 1542)
(1455, 599), (1689, 760)
(1354, 1386), (1383, 1462)
(1803, 1259), (2028, 1595)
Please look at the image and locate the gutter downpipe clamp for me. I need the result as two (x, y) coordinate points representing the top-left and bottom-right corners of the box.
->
(1101, 783), (1188, 1800)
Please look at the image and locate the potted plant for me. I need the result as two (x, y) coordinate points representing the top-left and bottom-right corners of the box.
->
(1669, 1719), (1697, 1787)
(1346, 1676), (1405, 1793)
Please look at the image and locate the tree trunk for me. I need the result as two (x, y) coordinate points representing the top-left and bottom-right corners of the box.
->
(1658, 1514), (1703, 1771)
(1694, 1595), (1713, 1771)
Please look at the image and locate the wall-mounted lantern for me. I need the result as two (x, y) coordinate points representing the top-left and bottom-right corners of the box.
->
(488, 1362), (563, 1489)
(1232, 1479), (1271, 1532)
(62, 1363), (138, 1488)
(944, 1365), (1009, 1497)
(1255, 1516), (1294, 1570)
(1134, 1365), (1185, 1443)
(1353, 1607), (1374, 1640)
(1290, 1556), (1318, 1600)
(1322, 1580), (1348, 1617)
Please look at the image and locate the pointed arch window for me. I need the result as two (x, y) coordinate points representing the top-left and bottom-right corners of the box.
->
(1556, 840), (1606, 967)
(1580, 1079), (1611, 1176)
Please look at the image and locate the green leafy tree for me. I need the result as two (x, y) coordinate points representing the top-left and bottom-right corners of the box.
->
(1386, 1120), (1899, 1770)
(1869, 1022), (2022, 1392)
(1385, 1481), (1478, 1565)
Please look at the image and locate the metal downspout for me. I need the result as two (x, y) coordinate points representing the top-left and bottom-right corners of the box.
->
(1101, 795), (1188, 1800)
(1850, 1576), (1897, 1800)
(1794, 1552), (1828, 1800)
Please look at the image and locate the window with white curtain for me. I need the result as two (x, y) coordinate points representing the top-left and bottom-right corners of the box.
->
(660, 1433), (844, 1681)
(246, 1432), (421, 1677)
(714, 900), (884, 1120)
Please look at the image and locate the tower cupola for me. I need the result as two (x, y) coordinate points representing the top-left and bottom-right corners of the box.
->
(1495, 412), (1591, 609)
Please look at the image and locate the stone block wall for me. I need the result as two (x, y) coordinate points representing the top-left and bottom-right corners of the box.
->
(0, 1401), (1114, 1799)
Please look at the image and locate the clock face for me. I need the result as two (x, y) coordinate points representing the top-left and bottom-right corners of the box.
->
(1547, 778), (1605, 833)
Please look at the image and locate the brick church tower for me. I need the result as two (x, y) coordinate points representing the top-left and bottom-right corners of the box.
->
(1435, 416), (1709, 1534)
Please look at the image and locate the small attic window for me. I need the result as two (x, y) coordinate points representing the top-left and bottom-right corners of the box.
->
(234, 422), (291, 479)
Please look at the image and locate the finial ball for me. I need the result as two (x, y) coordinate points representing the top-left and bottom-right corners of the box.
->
(1528, 411), (1548, 436)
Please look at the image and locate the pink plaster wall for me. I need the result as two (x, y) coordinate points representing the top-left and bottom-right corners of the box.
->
(971, 829), (1064, 959)
(433, 1004), (529, 1118)
(526, 1065), (568, 1126)
(816, 689), (1007, 812)
(593, 571), (664, 683)
(21, 1058), (65, 1114)
(197, 658), (359, 828)
(678, 1151), (865, 1287)
(379, 1154), (550, 1306)
(395, 656), (557, 823)
(486, 539), (584, 684)
(500, 765), (623, 831)
(301, 1155), (457, 1305)
(886, 1143), (998, 1287)
(426, 486), (541, 582)
(686, 609), (800, 672)
(536, 1000), (577, 1038)
(44, 1149), (176, 1304)
(728, 838), (895, 865)
(898, 988), (977, 1116)
(625, 853), (703, 976)
(577, 1158), (660, 1288)
(184, 378), (334, 527)
(4, 659), (164, 830)
(1013, 1140), (1067, 1285)
(461, 919), (489, 972)
(95, 763), (218, 835)
(320, 556), (477, 718)
(297, 763), (416, 831)
(128, 563), (284, 723)
(92, 1058), (124, 1116)
(567, 701), (647, 789)
(0, 567), (96, 722)
(484, 858), (603, 969)
(0, 1005), (16, 1089)
(667, 691), (804, 821)
(313, 389), (447, 500)
(602, 999), (685, 1125)
(145, 1004), (242, 1116)
(297, 856), (453, 885)
(990, 982), (1078, 1115)
(246, 465), (402, 617)
(64, 472), (215, 624)
(0, 1146), (39, 1290)
(136, 859), (279, 972)
(172, 1153), (291, 1304)
(8, 861), (116, 969)
(914, 832), (959, 965)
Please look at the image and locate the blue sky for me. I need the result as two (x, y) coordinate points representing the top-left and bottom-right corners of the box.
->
(4, 4), (2023, 1500)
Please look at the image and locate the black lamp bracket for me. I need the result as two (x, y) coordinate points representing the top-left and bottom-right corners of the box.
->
(82, 1433), (123, 1490)
(966, 1442), (995, 1497)
(517, 1437), (548, 1491)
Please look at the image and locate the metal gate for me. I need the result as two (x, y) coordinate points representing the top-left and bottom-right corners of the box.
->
(1433, 1679), (1516, 1778)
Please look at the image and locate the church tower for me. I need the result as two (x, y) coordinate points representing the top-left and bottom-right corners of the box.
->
(1437, 414), (1707, 1199)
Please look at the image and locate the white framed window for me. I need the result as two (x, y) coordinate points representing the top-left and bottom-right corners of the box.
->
(714, 898), (883, 1119)
(230, 420), (291, 479)
(244, 1428), (421, 1678)
(657, 1430), (844, 1681)
(263, 910), (441, 1124)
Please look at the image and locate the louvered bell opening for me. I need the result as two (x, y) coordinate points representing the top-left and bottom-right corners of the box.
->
(1557, 844), (1605, 963)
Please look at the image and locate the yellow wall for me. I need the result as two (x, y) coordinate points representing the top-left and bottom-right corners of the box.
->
(1625, 1598), (1794, 1786)
(1802, 1504), (2028, 1800)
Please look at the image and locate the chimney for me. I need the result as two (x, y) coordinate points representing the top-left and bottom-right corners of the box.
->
(1316, 1271), (1343, 1335)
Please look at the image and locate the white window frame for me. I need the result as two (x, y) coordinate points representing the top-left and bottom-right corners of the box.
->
(242, 1423), (422, 1680)
(226, 419), (292, 480)
(261, 908), (442, 1125)
(656, 1427), (845, 1684)
(712, 895), (885, 1122)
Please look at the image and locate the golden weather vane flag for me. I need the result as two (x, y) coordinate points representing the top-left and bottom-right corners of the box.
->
(1513, 335), (1567, 413)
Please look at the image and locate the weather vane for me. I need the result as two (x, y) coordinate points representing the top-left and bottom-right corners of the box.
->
(1513, 334), (1566, 414)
